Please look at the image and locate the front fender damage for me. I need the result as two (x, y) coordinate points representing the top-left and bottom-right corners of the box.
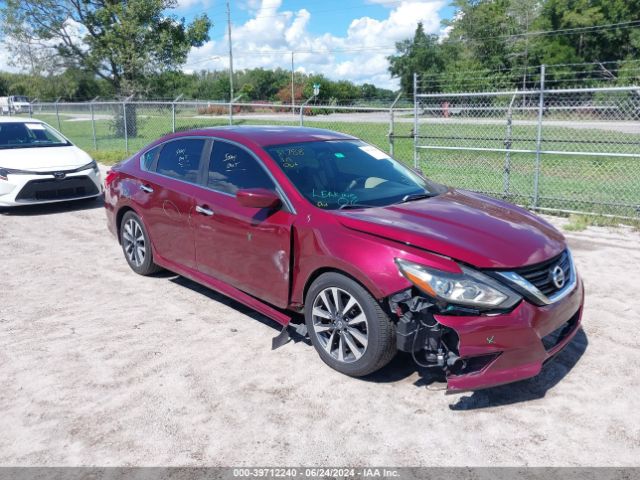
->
(388, 289), (499, 391)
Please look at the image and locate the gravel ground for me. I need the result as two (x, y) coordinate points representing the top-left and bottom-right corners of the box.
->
(1, 185), (639, 467)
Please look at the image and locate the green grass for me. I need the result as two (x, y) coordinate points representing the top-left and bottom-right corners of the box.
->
(30, 110), (640, 218)
(564, 214), (640, 231)
(90, 150), (127, 166)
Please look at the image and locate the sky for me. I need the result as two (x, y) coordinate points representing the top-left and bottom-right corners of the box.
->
(182, 0), (455, 89)
(0, 0), (456, 90)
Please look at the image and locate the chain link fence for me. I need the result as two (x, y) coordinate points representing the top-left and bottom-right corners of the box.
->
(414, 75), (640, 218)
(13, 82), (640, 218)
(25, 99), (413, 160)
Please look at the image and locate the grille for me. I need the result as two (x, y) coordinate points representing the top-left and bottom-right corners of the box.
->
(513, 250), (571, 297)
(15, 176), (99, 202)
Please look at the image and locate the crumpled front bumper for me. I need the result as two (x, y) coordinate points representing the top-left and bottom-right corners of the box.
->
(436, 275), (584, 393)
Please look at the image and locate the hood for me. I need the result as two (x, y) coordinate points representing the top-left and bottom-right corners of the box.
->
(336, 189), (566, 269)
(0, 145), (92, 171)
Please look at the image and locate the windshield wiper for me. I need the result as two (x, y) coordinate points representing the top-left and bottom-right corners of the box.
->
(0, 143), (67, 149)
(338, 203), (378, 210)
(397, 192), (436, 204)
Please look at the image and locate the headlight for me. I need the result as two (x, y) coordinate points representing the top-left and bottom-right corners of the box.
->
(78, 160), (99, 173)
(0, 167), (29, 180)
(395, 258), (521, 310)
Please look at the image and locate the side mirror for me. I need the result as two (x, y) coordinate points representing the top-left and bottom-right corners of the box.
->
(236, 188), (281, 209)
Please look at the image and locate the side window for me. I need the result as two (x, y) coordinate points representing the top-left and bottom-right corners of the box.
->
(140, 145), (160, 171)
(207, 141), (275, 194)
(156, 139), (205, 183)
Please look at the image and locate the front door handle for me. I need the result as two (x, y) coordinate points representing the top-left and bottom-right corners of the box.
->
(140, 184), (154, 193)
(195, 205), (214, 216)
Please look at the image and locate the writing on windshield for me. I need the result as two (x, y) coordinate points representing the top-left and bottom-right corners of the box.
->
(266, 140), (441, 210)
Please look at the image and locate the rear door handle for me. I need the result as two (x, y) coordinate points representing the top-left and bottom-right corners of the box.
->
(196, 205), (214, 216)
(140, 184), (154, 193)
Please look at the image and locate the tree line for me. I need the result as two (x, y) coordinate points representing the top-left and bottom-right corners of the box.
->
(389, 0), (640, 94)
(0, 68), (395, 104)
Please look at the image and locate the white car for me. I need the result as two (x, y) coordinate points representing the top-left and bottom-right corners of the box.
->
(0, 118), (102, 207)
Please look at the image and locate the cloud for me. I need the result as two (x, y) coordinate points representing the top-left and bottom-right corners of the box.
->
(185, 0), (445, 89)
(176, 0), (213, 10)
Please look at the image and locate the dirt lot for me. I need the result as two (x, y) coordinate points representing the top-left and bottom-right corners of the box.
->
(1, 186), (639, 466)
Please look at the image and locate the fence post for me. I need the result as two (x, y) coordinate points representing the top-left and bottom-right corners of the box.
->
(123, 101), (129, 154)
(29, 98), (38, 119)
(388, 91), (403, 157)
(172, 94), (183, 133)
(55, 97), (62, 131)
(299, 90), (318, 127)
(533, 65), (545, 208)
(90, 98), (97, 151)
(413, 73), (419, 169)
(503, 90), (517, 197)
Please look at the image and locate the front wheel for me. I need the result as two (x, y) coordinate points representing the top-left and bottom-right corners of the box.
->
(304, 272), (396, 377)
(119, 211), (162, 276)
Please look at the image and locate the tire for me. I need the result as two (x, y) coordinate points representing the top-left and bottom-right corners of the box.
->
(304, 272), (396, 377)
(119, 211), (162, 276)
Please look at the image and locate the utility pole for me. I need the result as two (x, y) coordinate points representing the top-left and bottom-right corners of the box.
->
(291, 51), (295, 115)
(226, 0), (234, 125)
(521, 10), (530, 108)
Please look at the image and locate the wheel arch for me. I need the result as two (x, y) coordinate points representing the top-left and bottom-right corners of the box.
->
(301, 266), (384, 307)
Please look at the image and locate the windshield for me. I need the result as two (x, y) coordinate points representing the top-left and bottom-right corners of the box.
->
(13, 96), (29, 103)
(0, 122), (70, 149)
(265, 140), (444, 210)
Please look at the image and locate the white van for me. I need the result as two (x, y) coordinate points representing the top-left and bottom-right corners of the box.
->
(0, 95), (31, 115)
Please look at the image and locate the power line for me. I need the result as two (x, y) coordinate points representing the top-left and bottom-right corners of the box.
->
(190, 20), (640, 63)
(205, 0), (409, 21)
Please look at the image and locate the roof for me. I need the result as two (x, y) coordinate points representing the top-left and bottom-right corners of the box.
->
(182, 125), (357, 147)
(0, 117), (43, 124)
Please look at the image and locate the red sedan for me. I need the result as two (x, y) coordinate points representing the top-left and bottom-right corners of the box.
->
(104, 126), (584, 392)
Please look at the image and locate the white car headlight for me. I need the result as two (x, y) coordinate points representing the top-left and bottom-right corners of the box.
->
(78, 160), (99, 173)
(0, 167), (30, 180)
(395, 258), (521, 310)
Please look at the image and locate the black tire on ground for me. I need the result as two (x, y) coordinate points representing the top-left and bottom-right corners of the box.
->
(304, 272), (397, 377)
(119, 211), (162, 276)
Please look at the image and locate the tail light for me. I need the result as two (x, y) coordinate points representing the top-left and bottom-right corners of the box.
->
(104, 169), (118, 189)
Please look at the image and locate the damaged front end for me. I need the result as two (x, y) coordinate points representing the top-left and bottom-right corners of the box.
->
(389, 289), (498, 378)
(388, 253), (584, 393)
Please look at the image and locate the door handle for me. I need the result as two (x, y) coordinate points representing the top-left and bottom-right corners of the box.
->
(196, 205), (214, 216)
(140, 184), (154, 193)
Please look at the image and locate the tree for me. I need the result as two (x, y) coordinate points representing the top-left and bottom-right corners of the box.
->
(1, 0), (211, 96)
(1, 0), (211, 135)
(388, 22), (444, 95)
(0, 74), (9, 96)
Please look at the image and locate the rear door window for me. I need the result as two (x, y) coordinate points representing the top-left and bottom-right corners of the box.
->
(156, 139), (205, 183)
(140, 145), (161, 171)
(207, 141), (275, 194)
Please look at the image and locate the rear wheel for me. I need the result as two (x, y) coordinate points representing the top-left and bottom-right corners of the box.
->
(120, 211), (162, 275)
(305, 272), (396, 377)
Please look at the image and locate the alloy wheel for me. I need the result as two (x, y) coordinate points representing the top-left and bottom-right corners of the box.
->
(122, 218), (146, 267)
(311, 287), (369, 363)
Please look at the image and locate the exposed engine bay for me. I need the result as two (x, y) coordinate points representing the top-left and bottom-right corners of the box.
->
(389, 289), (466, 375)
